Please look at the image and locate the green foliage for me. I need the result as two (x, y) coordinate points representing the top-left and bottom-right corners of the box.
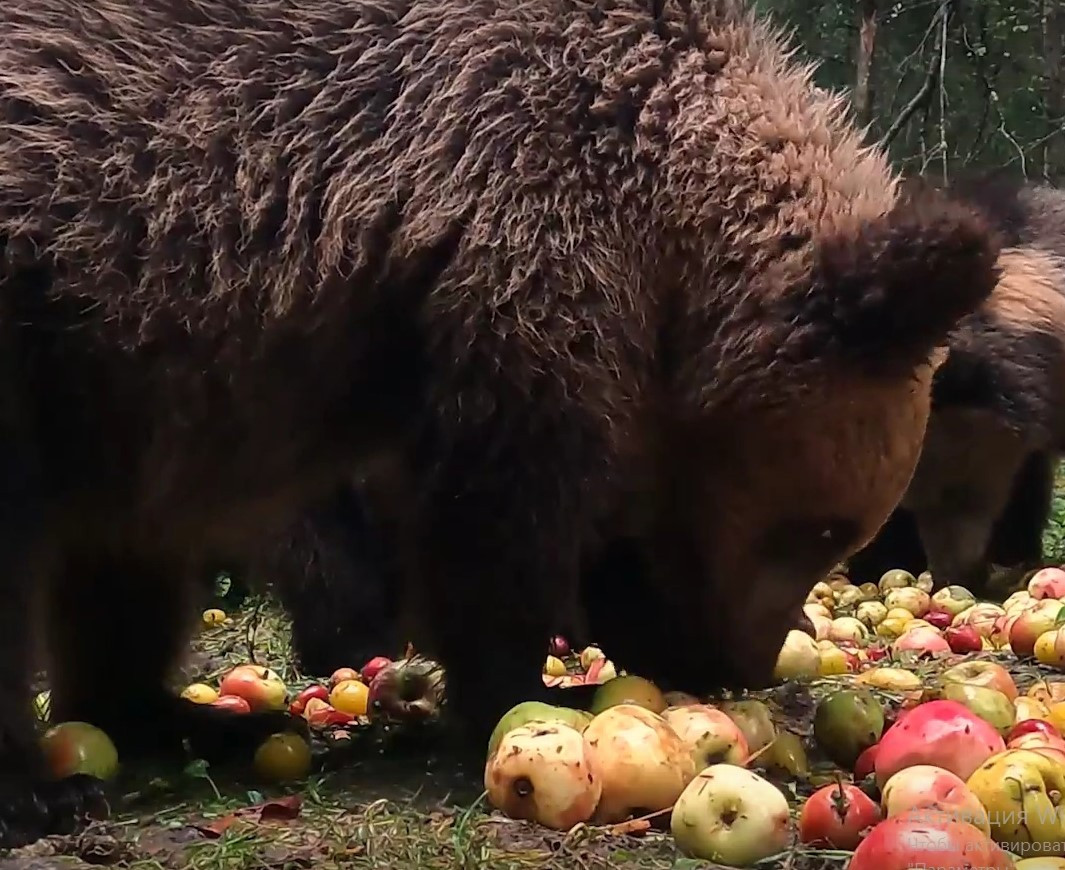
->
(753, 0), (1063, 181)
(1043, 462), (1065, 564)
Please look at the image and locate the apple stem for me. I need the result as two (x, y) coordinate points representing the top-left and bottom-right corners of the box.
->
(831, 774), (849, 818)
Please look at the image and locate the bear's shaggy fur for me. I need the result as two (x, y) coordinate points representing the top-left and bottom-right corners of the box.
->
(250, 459), (592, 677)
(846, 450), (1056, 589)
(251, 482), (404, 676)
(246, 454), (421, 676)
(848, 176), (1065, 594)
(0, 0), (999, 844)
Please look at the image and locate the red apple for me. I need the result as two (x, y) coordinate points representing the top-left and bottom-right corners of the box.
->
(923, 610), (952, 630)
(1029, 566), (1065, 600)
(849, 810), (1014, 869)
(1009, 599), (1065, 657)
(799, 781), (881, 849)
(219, 664), (288, 712)
(360, 656), (392, 684)
(1007, 718), (1061, 743)
(892, 626), (950, 657)
(288, 684), (329, 716)
(854, 743), (879, 780)
(1006, 729), (1065, 755)
(880, 764), (989, 834)
(865, 645), (888, 662)
(212, 694), (252, 713)
(302, 697), (355, 727)
(874, 700), (1005, 785)
(943, 624), (982, 654)
(548, 635), (571, 657)
(990, 613), (1019, 649)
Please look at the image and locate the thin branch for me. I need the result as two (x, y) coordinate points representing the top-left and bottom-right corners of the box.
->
(937, 2), (949, 180)
(880, 1), (951, 148)
(959, 20), (992, 164)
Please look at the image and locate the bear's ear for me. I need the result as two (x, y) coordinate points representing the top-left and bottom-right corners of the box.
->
(783, 184), (1001, 374)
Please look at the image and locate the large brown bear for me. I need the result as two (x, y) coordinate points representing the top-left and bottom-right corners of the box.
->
(848, 176), (1065, 594)
(0, 0), (998, 846)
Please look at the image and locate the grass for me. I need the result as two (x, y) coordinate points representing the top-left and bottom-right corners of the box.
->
(7, 468), (1065, 869)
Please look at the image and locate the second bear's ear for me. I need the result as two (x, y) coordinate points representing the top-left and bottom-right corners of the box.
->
(777, 185), (1001, 375)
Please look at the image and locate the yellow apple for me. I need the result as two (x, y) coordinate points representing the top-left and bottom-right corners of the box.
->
(884, 587), (930, 617)
(661, 704), (749, 768)
(835, 585), (865, 608)
(940, 683), (1015, 736)
(671, 765), (791, 864)
(485, 721), (601, 830)
(817, 642), (850, 676)
(584, 705), (695, 823)
(1015, 696), (1052, 722)
(952, 602), (1006, 636)
(1035, 628), (1065, 668)
(590, 675), (666, 715)
(966, 749), (1065, 852)
(719, 700), (776, 754)
(180, 683), (219, 704)
(856, 600), (888, 628)
(930, 585), (977, 618)
(804, 602), (832, 621)
(828, 617), (868, 644)
(856, 667), (922, 692)
(773, 629), (820, 681)
(544, 655), (567, 677)
(940, 661), (1018, 701)
(879, 569), (917, 593)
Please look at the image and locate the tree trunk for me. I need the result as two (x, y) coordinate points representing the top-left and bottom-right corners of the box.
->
(1044, 0), (1065, 180)
(854, 0), (879, 126)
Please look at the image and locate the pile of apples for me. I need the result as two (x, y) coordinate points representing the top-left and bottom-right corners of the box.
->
(486, 666), (1065, 867)
(179, 655), (395, 782)
(779, 566), (1065, 686)
(485, 675), (806, 866)
(808, 679), (1065, 868)
(181, 656), (392, 723)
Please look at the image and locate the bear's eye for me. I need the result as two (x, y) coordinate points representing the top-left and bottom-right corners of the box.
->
(760, 516), (861, 566)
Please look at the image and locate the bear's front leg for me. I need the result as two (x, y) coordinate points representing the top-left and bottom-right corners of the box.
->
(406, 399), (614, 755)
(0, 572), (108, 849)
(45, 555), (306, 781)
(261, 485), (405, 677)
(0, 479), (109, 847)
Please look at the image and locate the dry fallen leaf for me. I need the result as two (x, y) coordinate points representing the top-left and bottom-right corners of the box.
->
(605, 818), (652, 836)
(195, 795), (303, 837)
